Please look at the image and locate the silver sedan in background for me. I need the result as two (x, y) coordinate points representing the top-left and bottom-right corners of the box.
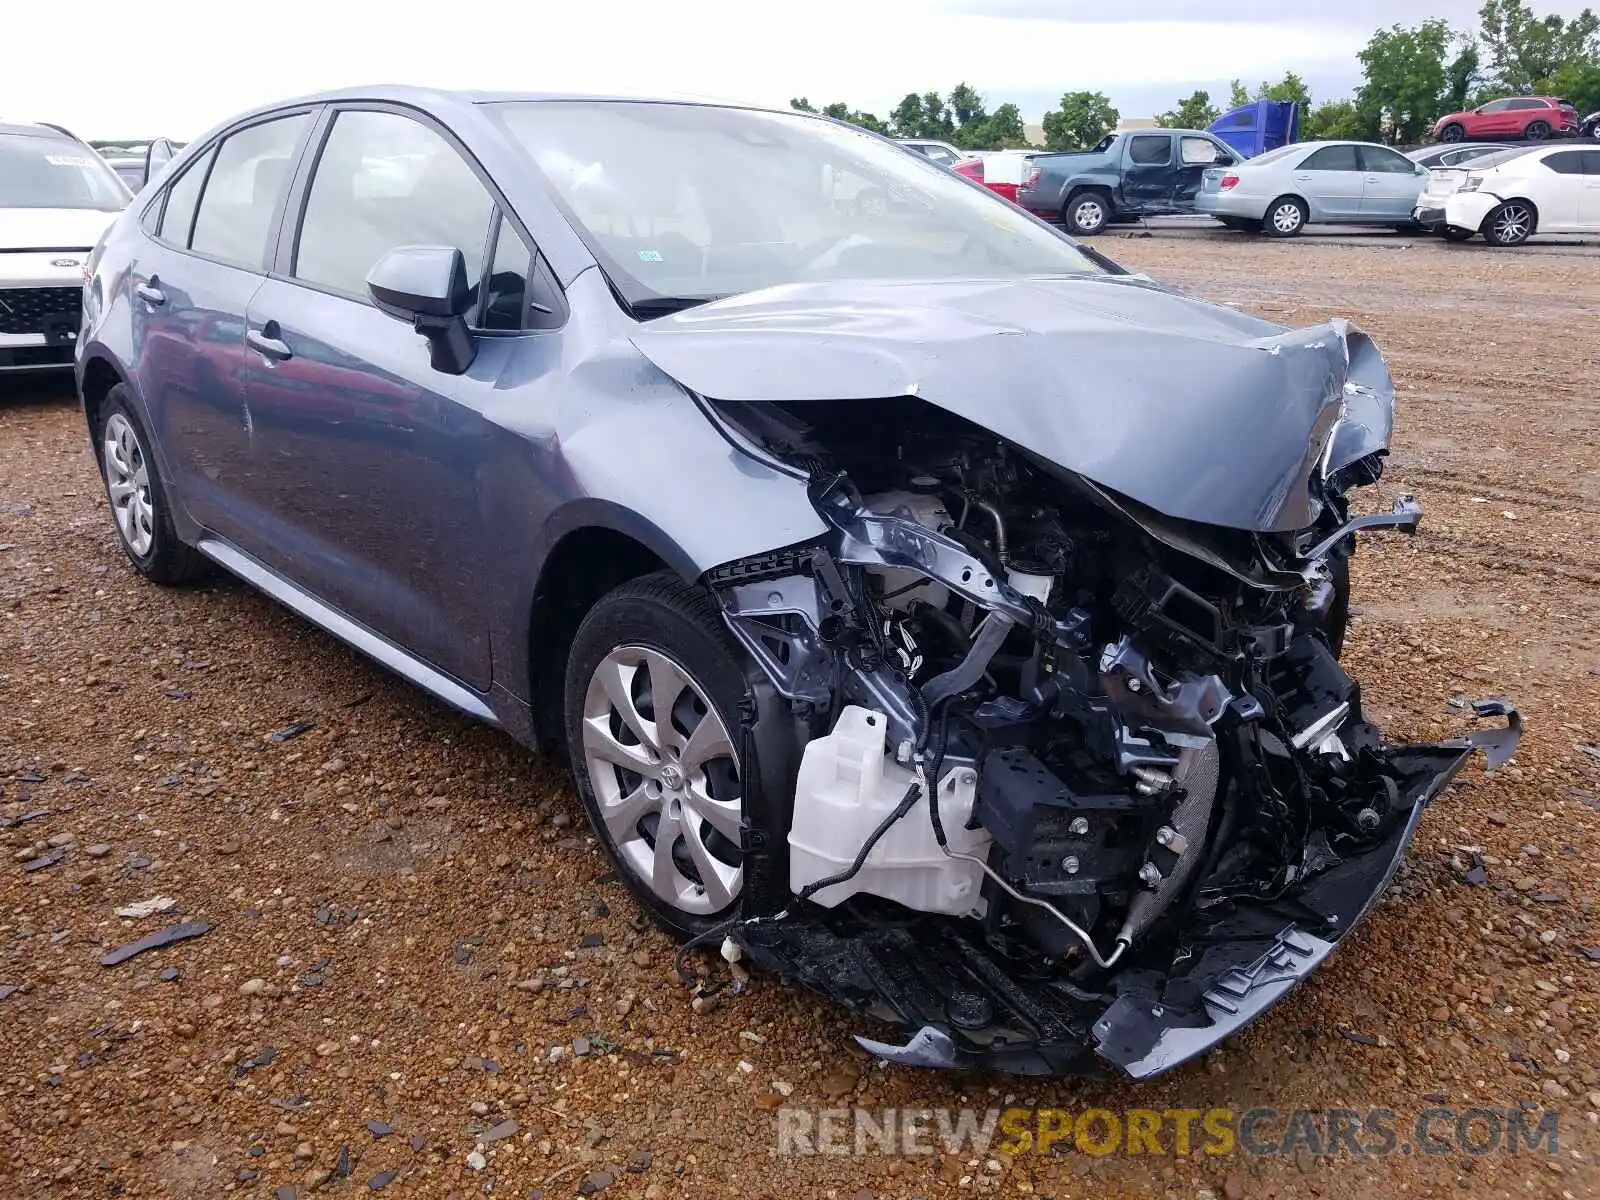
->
(1196, 141), (1432, 236)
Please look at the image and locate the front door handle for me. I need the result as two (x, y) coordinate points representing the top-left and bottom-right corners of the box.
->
(135, 281), (165, 306)
(247, 328), (293, 363)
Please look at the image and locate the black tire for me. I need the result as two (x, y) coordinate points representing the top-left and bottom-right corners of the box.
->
(564, 572), (759, 940)
(95, 386), (208, 584)
(1441, 226), (1475, 242)
(1263, 195), (1308, 238)
(1438, 123), (1465, 143)
(1482, 200), (1535, 246)
(1524, 120), (1550, 141)
(1063, 190), (1111, 236)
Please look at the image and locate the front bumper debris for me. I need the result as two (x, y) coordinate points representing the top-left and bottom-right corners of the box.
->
(736, 702), (1519, 1079)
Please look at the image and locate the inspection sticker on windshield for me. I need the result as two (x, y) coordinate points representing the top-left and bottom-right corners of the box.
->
(637, 249), (664, 262)
(45, 154), (95, 167)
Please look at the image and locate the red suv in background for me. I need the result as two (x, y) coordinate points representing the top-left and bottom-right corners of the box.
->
(1432, 96), (1579, 143)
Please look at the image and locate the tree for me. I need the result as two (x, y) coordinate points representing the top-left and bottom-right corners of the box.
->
(983, 102), (1029, 147)
(789, 98), (816, 113)
(1355, 20), (1458, 143)
(1303, 99), (1372, 141)
(1256, 72), (1313, 108)
(1477, 0), (1600, 94)
(1041, 91), (1119, 150)
(1547, 58), (1600, 113)
(949, 82), (986, 131)
(1445, 41), (1483, 112)
(1156, 90), (1219, 129)
(1228, 79), (1251, 109)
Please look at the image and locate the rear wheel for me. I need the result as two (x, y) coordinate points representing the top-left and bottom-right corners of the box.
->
(96, 387), (208, 584)
(1482, 201), (1534, 246)
(1524, 120), (1551, 141)
(564, 573), (755, 940)
(1063, 190), (1110, 236)
(1263, 195), (1308, 237)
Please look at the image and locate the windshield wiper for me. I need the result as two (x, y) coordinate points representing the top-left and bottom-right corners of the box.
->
(629, 295), (723, 320)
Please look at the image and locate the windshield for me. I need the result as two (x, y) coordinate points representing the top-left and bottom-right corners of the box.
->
(488, 100), (1105, 309)
(0, 134), (131, 210)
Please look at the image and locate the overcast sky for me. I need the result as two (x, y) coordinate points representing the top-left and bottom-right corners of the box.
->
(3, 0), (1586, 140)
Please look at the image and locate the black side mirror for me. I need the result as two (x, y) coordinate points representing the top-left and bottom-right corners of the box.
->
(367, 245), (477, 375)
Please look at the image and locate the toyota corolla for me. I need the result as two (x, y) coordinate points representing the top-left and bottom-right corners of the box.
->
(77, 87), (1519, 1078)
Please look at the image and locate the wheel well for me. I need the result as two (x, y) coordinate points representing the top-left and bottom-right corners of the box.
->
(526, 527), (671, 748)
(1063, 185), (1112, 215)
(1483, 198), (1538, 230)
(80, 358), (123, 450)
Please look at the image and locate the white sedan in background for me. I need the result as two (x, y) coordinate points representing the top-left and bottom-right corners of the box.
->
(1196, 140), (1432, 236)
(1419, 144), (1600, 246)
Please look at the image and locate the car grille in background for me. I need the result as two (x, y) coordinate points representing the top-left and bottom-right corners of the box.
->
(0, 286), (82, 336)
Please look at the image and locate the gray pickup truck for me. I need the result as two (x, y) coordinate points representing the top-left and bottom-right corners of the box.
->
(1016, 129), (1242, 235)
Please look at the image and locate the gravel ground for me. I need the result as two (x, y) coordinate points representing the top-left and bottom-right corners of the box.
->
(2, 236), (1598, 1200)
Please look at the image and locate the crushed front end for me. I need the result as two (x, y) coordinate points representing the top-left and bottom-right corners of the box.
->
(694, 357), (1519, 1080)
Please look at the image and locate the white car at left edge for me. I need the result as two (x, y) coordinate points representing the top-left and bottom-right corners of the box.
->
(1420, 143), (1600, 246)
(1, 121), (132, 377)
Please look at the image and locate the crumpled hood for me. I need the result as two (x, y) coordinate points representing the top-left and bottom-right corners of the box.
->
(0, 207), (119, 253)
(631, 276), (1394, 533)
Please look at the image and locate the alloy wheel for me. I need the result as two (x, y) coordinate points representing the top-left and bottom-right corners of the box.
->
(1071, 197), (1106, 233)
(581, 645), (742, 916)
(1490, 203), (1532, 245)
(1525, 121), (1550, 141)
(103, 412), (155, 558)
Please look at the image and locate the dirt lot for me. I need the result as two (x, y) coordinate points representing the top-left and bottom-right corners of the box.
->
(2, 236), (1598, 1200)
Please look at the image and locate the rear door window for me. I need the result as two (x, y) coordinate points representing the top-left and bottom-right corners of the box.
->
(189, 114), (311, 270)
(156, 148), (214, 246)
(1127, 136), (1170, 165)
(1359, 146), (1416, 174)
(1301, 145), (1359, 171)
(1543, 151), (1585, 174)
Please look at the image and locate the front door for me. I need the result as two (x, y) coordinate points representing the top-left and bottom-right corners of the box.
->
(1294, 144), (1364, 220)
(1357, 144), (1427, 220)
(233, 107), (526, 691)
(1122, 134), (1176, 212)
(128, 112), (312, 538)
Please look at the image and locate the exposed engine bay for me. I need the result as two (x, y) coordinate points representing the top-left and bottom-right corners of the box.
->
(701, 393), (1520, 1078)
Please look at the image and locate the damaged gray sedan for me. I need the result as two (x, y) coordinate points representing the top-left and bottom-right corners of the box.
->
(79, 88), (1520, 1079)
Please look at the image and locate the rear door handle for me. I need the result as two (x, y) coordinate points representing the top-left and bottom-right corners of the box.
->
(247, 327), (293, 363)
(135, 282), (165, 306)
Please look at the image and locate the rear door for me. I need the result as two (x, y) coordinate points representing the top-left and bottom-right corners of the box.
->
(1356, 144), (1426, 220)
(128, 111), (313, 538)
(1294, 144), (1364, 220)
(1174, 136), (1227, 210)
(1122, 134), (1176, 212)
(234, 105), (562, 690)
(1582, 150), (1600, 228)
(1535, 150), (1589, 230)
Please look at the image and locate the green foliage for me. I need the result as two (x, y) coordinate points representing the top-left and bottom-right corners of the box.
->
(789, 98), (816, 113)
(1228, 79), (1251, 110)
(1256, 72), (1313, 108)
(1040, 92), (1119, 150)
(1355, 20), (1459, 143)
(1478, 0), (1600, 94)
(1546, 58), (1600, 111)
(1156, 90), (1219, 130)
(1302, 99), (1373, 141)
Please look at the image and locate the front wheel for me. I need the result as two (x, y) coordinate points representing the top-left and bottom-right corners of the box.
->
(1263, 196), (1308, 237)
(1063, 191), (1110, 236)
(1483, 201), (1534, 246)
(1438, 123), (1465, 143)
(564, 573), (755, 940)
